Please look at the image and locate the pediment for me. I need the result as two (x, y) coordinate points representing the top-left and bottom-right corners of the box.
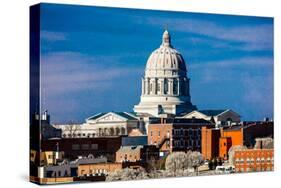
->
(96, 112), (127, 122)
(182, 110), (208, 119)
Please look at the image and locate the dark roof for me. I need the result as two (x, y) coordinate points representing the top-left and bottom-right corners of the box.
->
(87, 112), (138, 121)
(224, 121), (273, 131)
(87, 112), (106, 120)
(115, 112), (138, 120)
(199, 110), (226, 116)
(117, 145), (143, 153)
(150, 118), (213, 125)
(122, 136), (147, 146)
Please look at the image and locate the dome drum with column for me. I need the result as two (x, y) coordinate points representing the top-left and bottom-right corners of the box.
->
(134, 30), (196, 117)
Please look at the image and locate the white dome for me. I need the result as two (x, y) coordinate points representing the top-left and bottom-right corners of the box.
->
(145, 30), (187, 77)
(134, 30), (196, 117)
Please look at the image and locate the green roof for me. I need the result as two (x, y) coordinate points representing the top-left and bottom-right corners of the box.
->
(115, 112), (138, 120)
(199, 110), (226, 116)
(87, 112), (106, 120)
(87, 112), (138, 121)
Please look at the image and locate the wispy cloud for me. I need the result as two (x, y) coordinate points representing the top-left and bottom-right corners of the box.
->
(41, 31), (67, 42)
(41, 52), (142, 95)
(145, 17), (273, 51)
(190, 56), (273, 70)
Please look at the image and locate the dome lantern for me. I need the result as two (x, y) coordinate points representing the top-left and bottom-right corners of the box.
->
(162, 30), (171, 47)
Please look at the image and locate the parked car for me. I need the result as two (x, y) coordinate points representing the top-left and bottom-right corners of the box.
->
(215, 165), (235, 174)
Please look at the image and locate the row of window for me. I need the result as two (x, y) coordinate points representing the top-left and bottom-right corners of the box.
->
(173, 139), (201, 147)
(144, 78), (187, 95)
(63, 133), (96, 138)
(72, 144), (98, 150)
(237, 167), (273, 172)
(235, 157), (274, 164)
(150, 129), (200, 137)
(80, 169), (108, 175)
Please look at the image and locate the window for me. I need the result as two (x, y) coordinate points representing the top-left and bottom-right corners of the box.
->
(48, 155), (52, 159)
(91, 144), (98, 150)
(158, 131), (160, 136)
(173, 79), (178, 94)
(72, 144), (80, 150)
(157, 80), (160, 93)
(164, 79), (168, 94)
(150, 131), (153, 136)
(81, 144), (89, 150)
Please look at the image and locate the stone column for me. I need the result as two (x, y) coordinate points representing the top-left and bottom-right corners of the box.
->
(160, 78), (164, 95)
(177, 78), (180, 95)
(152, 78), (157, 95)
(168, 78), (173, 95)
(141, 77), (144, 95)
(145, 78), (149, 95)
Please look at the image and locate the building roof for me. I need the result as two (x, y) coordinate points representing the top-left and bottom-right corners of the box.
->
(128, 128), (144, 136)
(122, 136), (147, 146)
(149, 117), (213, 125)
(198, 110), (226, 116)
(145, 30), (187, 74)
(87, 112), (107, 120)
(117, 145), (143, 153)
(87, 112), (138, 121)
(115, 112), (138, 120)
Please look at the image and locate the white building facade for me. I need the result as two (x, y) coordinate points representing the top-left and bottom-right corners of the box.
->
(182, 109), (241, 127)
(54, 112), (141, 138)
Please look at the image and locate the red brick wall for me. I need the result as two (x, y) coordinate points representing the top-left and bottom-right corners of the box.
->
(201, 127), (220, 160)
(234, 149), (274, 172)
(147, 124), (172, 152)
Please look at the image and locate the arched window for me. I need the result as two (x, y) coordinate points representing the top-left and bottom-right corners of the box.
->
(156, 79), (160, 93)
(115, 127), (120, 135)
(109, 127), (114, 136)
(173, 79), (178, 95)
(121, 127), (126, 135)
(164, 79), (168, 94)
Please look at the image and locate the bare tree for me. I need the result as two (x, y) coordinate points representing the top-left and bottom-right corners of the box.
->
(164, 151), (203, 177)
(228, 145), (247, 165)
(64, 121), (81, 138)
(106, 167), (148, 181)
(165, 151), (191, 176)
(189, 151), (203, 174)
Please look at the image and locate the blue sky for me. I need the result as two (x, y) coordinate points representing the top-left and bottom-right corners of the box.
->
(40, 3), (273, 123)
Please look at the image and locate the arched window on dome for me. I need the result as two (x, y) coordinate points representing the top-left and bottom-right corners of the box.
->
(173, 79), (178, 95)
(156, 79), (160, 94)
(180, 79), (186, 95)
(164, 79), (168, 94)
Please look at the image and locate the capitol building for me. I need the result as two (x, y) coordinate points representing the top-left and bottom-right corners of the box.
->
(54, 30), (240, 138)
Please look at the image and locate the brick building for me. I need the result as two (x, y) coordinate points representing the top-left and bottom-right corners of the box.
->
(148, 118), (214, 154)
(234, 149), (274, 172)
(201, 127), (220, 160)
(78, 163), (123, 176)
(201, 121), (273, 160)
(115, 145), (159, 163)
